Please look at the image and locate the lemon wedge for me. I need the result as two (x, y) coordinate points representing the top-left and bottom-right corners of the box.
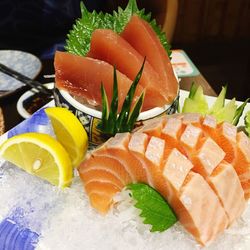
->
(0, 133), (72, 187)
(45, 107), (88, 167)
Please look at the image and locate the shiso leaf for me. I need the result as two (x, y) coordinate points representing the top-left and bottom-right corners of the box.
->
(65, 0), (171, 57)
(65, 2), (113, 56)
(127, 183), (177, 232)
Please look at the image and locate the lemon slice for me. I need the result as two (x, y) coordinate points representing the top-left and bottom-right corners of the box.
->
(45, 107), (88, 167)
(0, 133), (72, 187)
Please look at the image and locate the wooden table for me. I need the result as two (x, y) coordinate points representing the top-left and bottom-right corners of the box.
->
(0, 59), (217, 134)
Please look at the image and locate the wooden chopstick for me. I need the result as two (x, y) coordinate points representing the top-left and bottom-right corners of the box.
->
(0, 62), (53, 95)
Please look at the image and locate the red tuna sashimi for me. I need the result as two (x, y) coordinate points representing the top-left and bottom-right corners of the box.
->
(121, 15), (178, 103)
(54, 51), (143, 111)
(87, 29), (168, 111)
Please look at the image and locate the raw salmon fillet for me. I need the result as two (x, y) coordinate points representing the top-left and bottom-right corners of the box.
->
(88, 29), (168, 111)
(54, 51), (143, 111)
(121, 15), (178, 104)
(79, 113), (249, 246)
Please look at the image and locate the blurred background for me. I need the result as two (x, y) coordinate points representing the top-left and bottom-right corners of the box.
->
(0, 0), (249, 100)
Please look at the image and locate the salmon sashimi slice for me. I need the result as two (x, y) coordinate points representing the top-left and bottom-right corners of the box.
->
(121, 15), (178, 103)
(180, 124), (203, 151)
(137, 116), (167, 138)
(204, 121), (237, 163)
(208, 161), (246, 224)
(201, 115), (218, 138)
(140, 113), (250, 198)
(54, 51), (143, 111)
(178, 171), (228, 246)
(234, 132), (250, 199)
(78, 113), (249, 245)
(105, 133), (149, 184)
(163, 148), (193, 191)
(87, 29), (168, 111)
(191, 137), (226, 176)
(128, 133), (172, 199)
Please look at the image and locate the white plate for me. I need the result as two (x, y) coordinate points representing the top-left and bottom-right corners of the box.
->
(0, 50), (42, 95)
(0, 91), (250, 250)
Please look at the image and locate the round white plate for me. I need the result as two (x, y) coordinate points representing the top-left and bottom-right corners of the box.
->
(0, 50), (42, 95)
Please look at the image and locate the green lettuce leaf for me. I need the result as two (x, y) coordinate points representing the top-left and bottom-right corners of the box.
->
(127, 183), (177, 232)
(65, 0), (171, 57)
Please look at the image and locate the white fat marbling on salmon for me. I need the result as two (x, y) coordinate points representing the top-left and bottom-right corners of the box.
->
(203, 115), (217, 128)
(180, 124), (202, 149)
(221, 122), (237, 143)
(197, 138), (225, 175)
(145, 136), (165, 167)
(163, 148), (193, 191)
(162, 117), (182, 139)
(182, 113), (201, 125)
(128, 132), (148, 155)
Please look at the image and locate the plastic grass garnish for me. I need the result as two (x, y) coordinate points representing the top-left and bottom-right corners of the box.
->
(127, 183), (177, 232)
(97, 59), (145, 136)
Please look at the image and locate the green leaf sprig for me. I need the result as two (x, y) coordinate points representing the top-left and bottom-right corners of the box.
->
(245, 111), (250, 136)
(97, 59), (145, 136)
(127, 183), (177, 232)
(65, 0), (171, 57)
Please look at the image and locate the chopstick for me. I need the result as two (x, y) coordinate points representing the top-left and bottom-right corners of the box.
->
(0, 62), (53, 95)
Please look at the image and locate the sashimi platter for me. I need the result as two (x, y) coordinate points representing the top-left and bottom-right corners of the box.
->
(1, 1), (250, 249)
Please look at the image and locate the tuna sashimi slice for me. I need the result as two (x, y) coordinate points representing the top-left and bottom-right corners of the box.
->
(54, 51), (143, 112)
(121, 15), (178, 103)
(87, 29), (168, 111)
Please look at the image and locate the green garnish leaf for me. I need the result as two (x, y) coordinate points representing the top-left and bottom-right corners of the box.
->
(245, 111), (250, 136)
(127, 91), (145, 131)
(97, 60), (145, 136)
(127, 183), (177, 232)
(116, 58), (145, 131)
(182, 83), (248, 125)
(232, 98), (250, 126)
(188, 82), (198, 99)
(107, 66), (119, 134)
(65, 0), (171, 57)
(100, 82), (109, 130)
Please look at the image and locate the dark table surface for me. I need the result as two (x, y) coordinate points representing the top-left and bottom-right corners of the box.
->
(0, 58), (217, 134)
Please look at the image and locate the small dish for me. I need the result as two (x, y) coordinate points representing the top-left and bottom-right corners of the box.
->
(0, 50), (42, 98)
(54, 88), (179, 146)
(17, 83), (54, 119)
